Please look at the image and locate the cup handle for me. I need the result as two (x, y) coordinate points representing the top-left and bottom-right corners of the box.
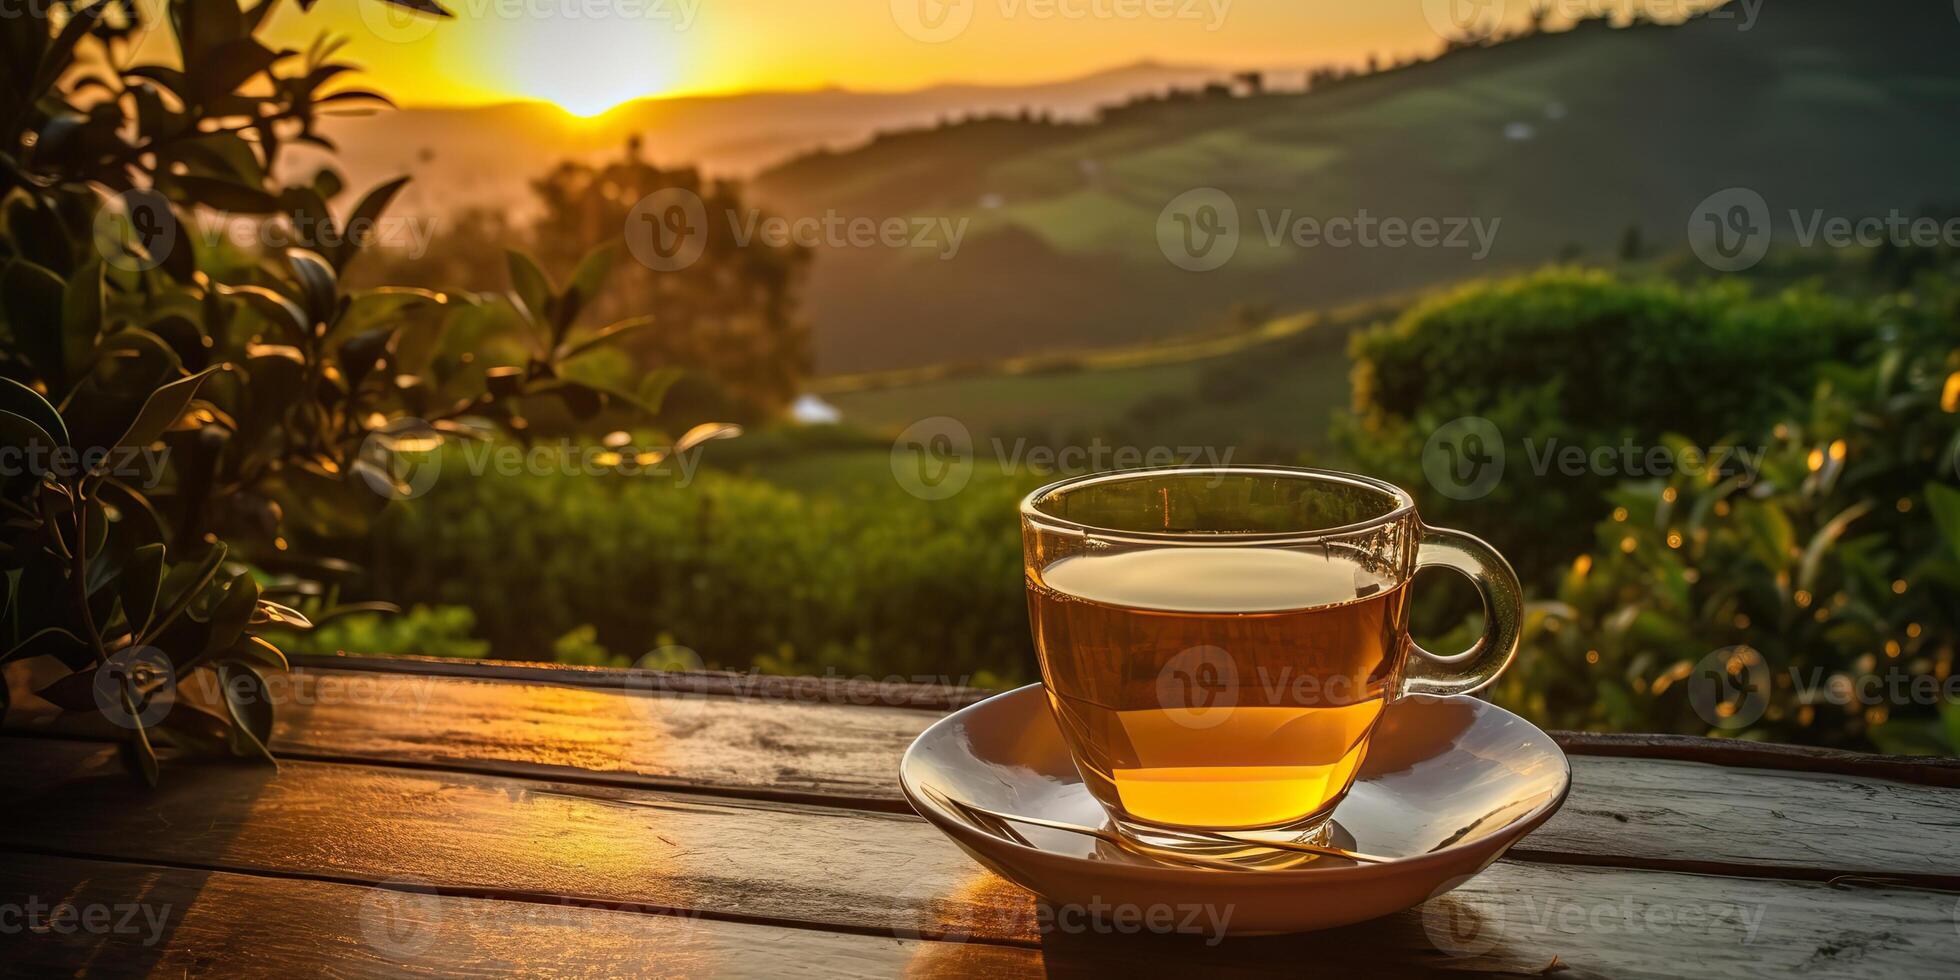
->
(1399, 523), (1523, 697)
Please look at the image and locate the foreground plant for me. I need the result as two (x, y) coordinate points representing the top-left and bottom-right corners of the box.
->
(0, 0), (663, 781)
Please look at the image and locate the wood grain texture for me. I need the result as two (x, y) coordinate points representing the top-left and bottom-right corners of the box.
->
(3, 738), (1955, 979)
(286, 655), (1960, 786)
(0, 852), (1041, 979)
(216, 668), (1960, 884)
(289, 653), (995, 710)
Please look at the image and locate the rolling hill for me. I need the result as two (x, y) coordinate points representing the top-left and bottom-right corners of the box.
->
(291, 62), (1240, 223)
(748, 0), (1960, 373)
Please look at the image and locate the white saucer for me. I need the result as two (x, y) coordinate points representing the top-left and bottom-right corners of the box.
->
(899, 684), (1570, 935)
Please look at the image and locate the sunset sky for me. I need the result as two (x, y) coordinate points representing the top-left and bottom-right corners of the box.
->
(240, 0), (1468, 113)
(130, 0), (1718, 116)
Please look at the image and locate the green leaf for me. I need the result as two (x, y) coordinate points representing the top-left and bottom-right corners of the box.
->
(1927, 483), (1960, 563)
(287, 249), (339, 328)
(150, 541), (228, 642)
(216, 663), (277, 765)
(216, 282), (310, 337)
(1798, 500), (1875, 592)
(558, 314), (655, 362)
(676, 421), (743, 454)
(168, 174), (281, 214)
(555, 245), (614, 335)
(2, 260), (68, 385)
(2, 627), (92, 671)
(122, 682), (160, 787)
(29, 0), (111, 98)
(104, 365), (220, 463)
(197, 37), (284, 102)
(506, 250), (553, 326)
(35, 668), (101, 712)
(0, 377), (68, 447)
(341, 176), (411, 266)
(120, 543), (167, 638)
(221, 634), (290, 673)
(158, 699), (233, 757)
(379, 0), (455, 16)
(204, 572), (260, 654)
(61, 259), (103, 372)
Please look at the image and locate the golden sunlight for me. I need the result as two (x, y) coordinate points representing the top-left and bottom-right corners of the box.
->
(489, 16), (689, 116)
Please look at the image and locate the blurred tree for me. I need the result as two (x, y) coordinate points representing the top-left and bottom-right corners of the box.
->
(527, 137), (811, 420)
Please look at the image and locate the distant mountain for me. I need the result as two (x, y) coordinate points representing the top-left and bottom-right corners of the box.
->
(290, 61), (1239, 222)
(749, 0), (1960, 374)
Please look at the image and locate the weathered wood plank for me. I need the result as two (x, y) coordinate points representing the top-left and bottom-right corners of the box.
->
(12, 666), (1960, 883)
(285, 656), (1960, 787)
(0, 852), (1041, 978)
(2, 738), (1953, 979)
(246, 669), (1960, 884)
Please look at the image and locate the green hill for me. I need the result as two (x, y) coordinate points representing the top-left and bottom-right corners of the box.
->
(752, 0), (1960, 373)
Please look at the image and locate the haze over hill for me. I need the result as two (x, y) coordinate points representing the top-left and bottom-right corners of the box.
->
(748, 0), (1960, 373)
(295, 62), (1242, 221)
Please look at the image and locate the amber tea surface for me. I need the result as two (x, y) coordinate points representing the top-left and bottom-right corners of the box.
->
(1028, 546), (1409, 830)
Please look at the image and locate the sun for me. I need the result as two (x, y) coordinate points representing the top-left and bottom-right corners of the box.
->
(489, 18), (690, 117)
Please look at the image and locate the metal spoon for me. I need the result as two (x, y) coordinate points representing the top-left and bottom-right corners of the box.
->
(919, 786), (1389, 866)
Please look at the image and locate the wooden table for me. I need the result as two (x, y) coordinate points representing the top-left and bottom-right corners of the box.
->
(5, 656), (1958, 978)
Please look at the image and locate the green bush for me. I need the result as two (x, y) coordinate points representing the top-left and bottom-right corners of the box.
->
(1497, 298), (1960, 751)
(267, 604), (489, 661)
(366, 452), (1035, 687)
(1342, 267), (1875, 579)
